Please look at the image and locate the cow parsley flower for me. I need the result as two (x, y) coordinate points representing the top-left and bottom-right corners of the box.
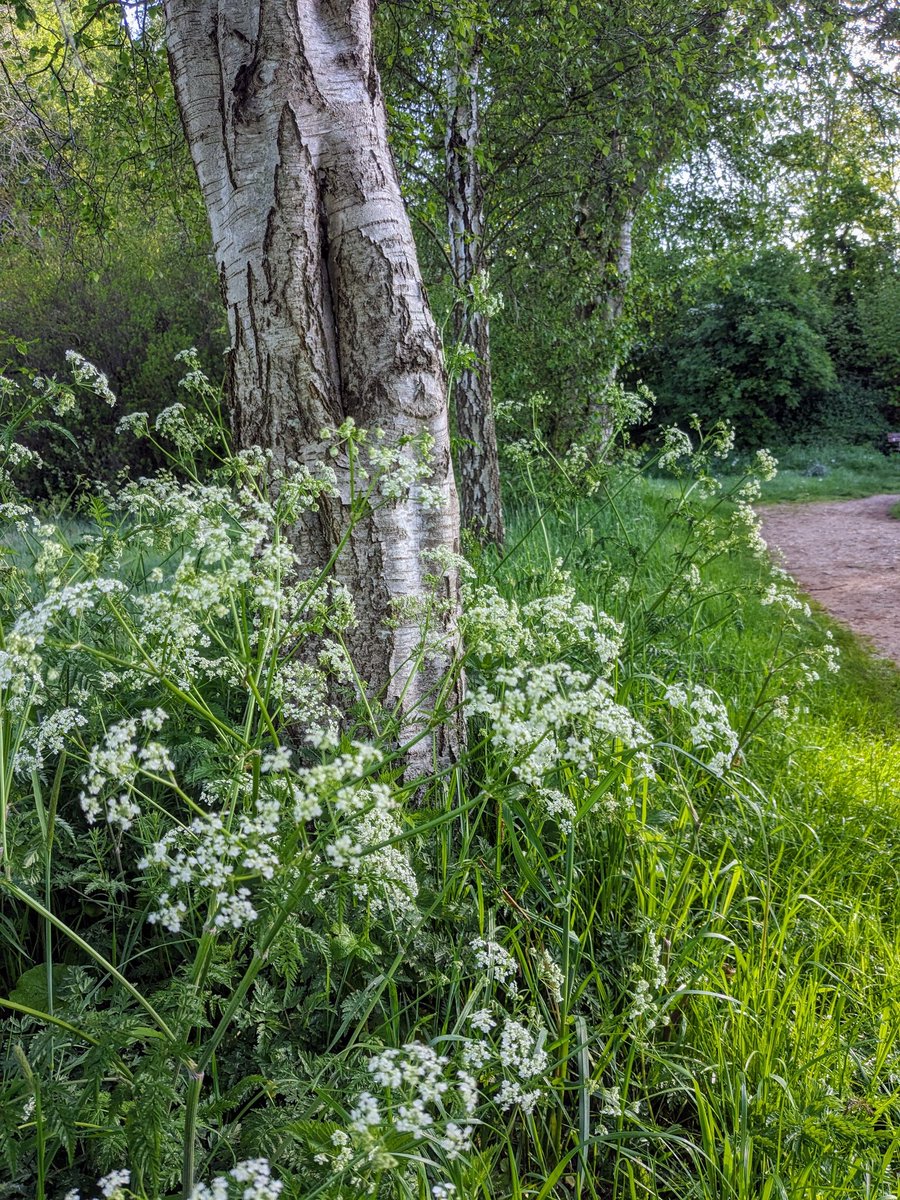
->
(754, 448), (778, 481)
(521, 579), (622, 663)
(665, 682), (739, 777)
(140, 785), (281, 933)
(0, 578), (125, 703)
(15, 706), (87, 775)
(189, 1158), (282, 1200)
(80, 711), (173, 829)
(468, 663), (654, 795)
(65, 350), (116, 405)
(349, 1042), (478, 1159)
(472, 937), (518, 992)
(461, 584), (531, 659)
(469, 1008), (496, 1034)
(658, 426), (693, 470)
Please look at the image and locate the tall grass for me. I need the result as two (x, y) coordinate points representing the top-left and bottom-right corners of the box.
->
(1, 370), (899, 1200)
(488, 444), (900, 1199)
(731, 440), (900, 503)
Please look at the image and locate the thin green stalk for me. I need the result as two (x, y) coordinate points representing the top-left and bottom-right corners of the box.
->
(13, 1046), (45, 1200)
(31, 754), (65, 1020)
(0, 880), (182, 1049)
(181, 871), (316, 1196)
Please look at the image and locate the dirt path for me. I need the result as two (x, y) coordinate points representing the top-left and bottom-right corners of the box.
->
(759, 494), (900, 665)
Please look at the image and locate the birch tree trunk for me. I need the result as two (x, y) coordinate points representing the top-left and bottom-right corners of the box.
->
(589, 206), (635, 440)
(573, 135), (647, 443)
(164, 0), (463, 758)
(603, 209), (635, 344)
(444, 36), (504, 547)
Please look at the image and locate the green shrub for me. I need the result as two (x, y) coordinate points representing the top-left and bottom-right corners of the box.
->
(634, 249), (840, 445)
(0, 223), (224, 496)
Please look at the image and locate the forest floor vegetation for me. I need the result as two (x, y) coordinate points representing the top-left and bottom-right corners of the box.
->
(732, 440), (900, 503)
(1, 368), (899, 1200)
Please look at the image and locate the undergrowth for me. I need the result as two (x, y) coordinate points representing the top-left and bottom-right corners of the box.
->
(0, 368), (898, 1200)
(735, 441), (900, 503)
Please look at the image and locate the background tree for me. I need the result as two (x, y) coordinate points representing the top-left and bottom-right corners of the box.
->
(636, 248), (841, 444)
(0, 0), (222, 490)
(632, 2), (899, 444)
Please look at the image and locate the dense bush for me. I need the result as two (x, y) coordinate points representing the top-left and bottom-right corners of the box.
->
(632, 247), (898, 447)
(0, 223), (223, 496)
(632, 250), (840, 444)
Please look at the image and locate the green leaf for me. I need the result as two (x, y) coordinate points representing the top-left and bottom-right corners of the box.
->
(8, 963), (72, 1011)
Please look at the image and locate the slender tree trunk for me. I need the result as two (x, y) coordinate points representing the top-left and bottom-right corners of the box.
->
(164, 0), (463, 757)
(588, 206), (635, 440)
(603, 208), (634, 341)
(444, 37), (504, 547)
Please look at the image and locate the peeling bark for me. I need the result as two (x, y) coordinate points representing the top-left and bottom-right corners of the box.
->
(164, 0), (463, 759)
(444, 36), (504, 547)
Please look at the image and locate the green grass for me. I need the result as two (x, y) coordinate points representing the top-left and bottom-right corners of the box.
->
(731, 441), (900, 503)
(4, 437), (900, 1198)
(488, 468), (900, 1197)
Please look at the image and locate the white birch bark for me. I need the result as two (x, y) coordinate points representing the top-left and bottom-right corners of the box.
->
(163, 0), (463, 758)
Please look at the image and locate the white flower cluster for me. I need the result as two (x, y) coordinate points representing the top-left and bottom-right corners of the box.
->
(319, 419), (441, 509)
(64, 1168), (130, 1200)
(112, 472), (342, 712)
(65, 350), (116, 406)
(709, 421), (736, 458)
(664, 682), (739, 777)
(730, 499), (767, 557)
(469, 663), (654, 802)
(5, 440), (42, 470)
(472, 936), (519, 993)
(422, 545), (475, 582)
(535, 946), (565, 1003)
(140, 782), (281, 933)
(294, 743), (420, 920)
(628, 929), (669, 1032)
(14, 705), (87, 775)
(0, 499), (33, 523)
(28, 372), (76, 417)
(80, 709), (172, 830)
(349, 1042), (477, 1158)
(154, 401), (215, 451)
(116, 411), (149, 436)
(605, 379), (654, 430)
(495, 1018), (549, 1114)
(522, 587), (623, 663)
(371, 444), (436, 503)
(462, 571), (623, 667)
(189, 1158), (283, 1200)
(658, 426), (694, 471)
(756, 570), (841, 715)
(755, 448), (779, 481)
(173, 347), (211, 395)
(820, 631), (840, 675)
(762, 579), (812, 618)
(0, 578), (125, 705)
(28, 520), (67, 577)
(593, 1083), (642, 1137)
(461, 585), (529, 659)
